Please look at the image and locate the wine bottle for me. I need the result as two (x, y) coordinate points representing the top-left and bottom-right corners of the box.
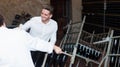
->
(51, 52), (59, 67)
(91, 49), (96, 60)
(82, 45), (86, 57)
(79, 44), (84, 56)
(86, 47), (91, 58)
(58, 53), (68, 67)
(94, 51), (101, 61)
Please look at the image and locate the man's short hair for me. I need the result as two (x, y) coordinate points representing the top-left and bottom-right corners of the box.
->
(43, 5), (54, 14)
(0, 14), (4, 27)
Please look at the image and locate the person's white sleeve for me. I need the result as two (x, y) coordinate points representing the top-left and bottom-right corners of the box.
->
(29, 37), (54, 53)
(19, 19), (33, 31)
(50, 30), (57, 44)
(49, 23), (58, 44)
(22, 30), (54, 53)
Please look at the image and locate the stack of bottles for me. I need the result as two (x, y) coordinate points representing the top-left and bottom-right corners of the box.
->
(45, 51), (68, 67)
(62, 43), (75, 54)
(62, 43), (101, 61)
(77, 44), (101, 61)
(109, 38), (119, 67)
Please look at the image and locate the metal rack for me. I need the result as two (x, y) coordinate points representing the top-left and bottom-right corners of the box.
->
(60, 16), (86, 67)
(98, 30), (120, 67)
(60, 15), (111, 67)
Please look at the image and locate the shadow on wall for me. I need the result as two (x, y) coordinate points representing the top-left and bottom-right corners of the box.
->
(11, 11), (32, 27)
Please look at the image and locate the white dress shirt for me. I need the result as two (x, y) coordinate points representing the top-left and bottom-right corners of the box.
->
(21, 16), (58, 45)
(0, 26), (53, 67)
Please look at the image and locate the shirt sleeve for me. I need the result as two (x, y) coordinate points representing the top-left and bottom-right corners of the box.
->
(20, 18), (33, 31)
(22, 30), (54, 53)
(50, 29), (57, 44)
(49, 22), (58, 44)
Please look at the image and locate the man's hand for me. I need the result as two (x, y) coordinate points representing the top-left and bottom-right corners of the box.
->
(53, 45), (63, 54)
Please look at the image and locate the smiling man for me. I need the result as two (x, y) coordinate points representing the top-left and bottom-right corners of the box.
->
(20, 5), (58, 67)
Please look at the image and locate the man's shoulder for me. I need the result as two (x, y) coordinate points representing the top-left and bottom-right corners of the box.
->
(50, 19), (57, 24)
(31, 16), (41, 20)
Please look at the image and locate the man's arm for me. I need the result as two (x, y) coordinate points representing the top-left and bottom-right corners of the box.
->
(20, 30), (62, 53)
(19, 18), (33, 31)
(49, 29), (57, 45)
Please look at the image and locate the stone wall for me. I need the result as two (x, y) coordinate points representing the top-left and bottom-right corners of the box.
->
(0, 0), (50, 25)
(71, 0), (82, 23)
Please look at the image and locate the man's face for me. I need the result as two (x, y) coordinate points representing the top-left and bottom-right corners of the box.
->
(41, 9), (52, 23)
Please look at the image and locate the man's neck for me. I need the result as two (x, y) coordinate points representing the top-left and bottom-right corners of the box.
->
(42, 20), (49, 24)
